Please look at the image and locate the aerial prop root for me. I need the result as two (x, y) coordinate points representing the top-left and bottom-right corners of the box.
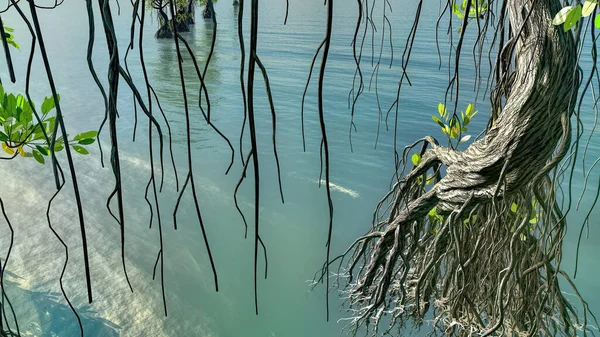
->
(317, 130), (598, 335)
(316, 92), (593, 335)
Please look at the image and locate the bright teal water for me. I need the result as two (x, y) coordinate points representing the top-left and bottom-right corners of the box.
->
(0, 1), (598, 336)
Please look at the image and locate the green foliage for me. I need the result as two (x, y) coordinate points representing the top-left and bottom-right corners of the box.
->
(432, 103), (476, 146)
(427, 207), (442, 234)
(411, 153), (421, 166)
(0, 84), (97, 163)
(451, 0), (488, 32)
(553, 1), (600, 32)
(509, 198), (542, 225)
(451, 0), (488, 19)
(2, 26), (20, 50)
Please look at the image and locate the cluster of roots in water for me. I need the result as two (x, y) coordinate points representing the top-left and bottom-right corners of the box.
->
(317, 135), (598, 336)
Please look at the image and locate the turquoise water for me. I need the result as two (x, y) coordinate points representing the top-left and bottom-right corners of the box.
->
(0, 0), (599, 336)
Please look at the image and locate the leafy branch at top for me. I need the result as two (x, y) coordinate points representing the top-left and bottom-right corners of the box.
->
(0, 84), (98, 164)
(552, 1), (600, 32)
(451, 0), (488, 32)
(451, 0), (488, 19)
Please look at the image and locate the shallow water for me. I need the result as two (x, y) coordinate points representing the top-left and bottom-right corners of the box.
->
(0, 0), (599, 336)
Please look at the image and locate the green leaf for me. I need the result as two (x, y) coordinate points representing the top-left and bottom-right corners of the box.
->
(432, 116), (445, 128)
(54, 143), (64, 152)
(429, 207), (437, 217)
(583, 0), (597, 17)
(6, 94), (16, 116)
(36, 145), (49, 156)
(4, 26), (14, 32)
(16, 95), (25, 109)
(452, 3), (464, 19)
(449, 117), (458, 128)
(41, 96), (55, 115)
(411, 153), (421, 166)
(465, 103), (475, 117)
(553, 6), (573, 25)
(73, 130), (99, 141)
(32, 150), (45, 164)
(0, 131), (7, 142)
(595, 13), (600, 28)
(72, 145), (89, 155)
(464, 116), (471, 126)
(510, 203), (518, 213)
(33, 129), (47, 141)
(564, 5), (582, 32)
(7, 40), (19, 50)
(438, 103), (446, 117)
(78, 138), (95, 145)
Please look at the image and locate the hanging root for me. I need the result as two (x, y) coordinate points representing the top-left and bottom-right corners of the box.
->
(321, 0), (599, 335)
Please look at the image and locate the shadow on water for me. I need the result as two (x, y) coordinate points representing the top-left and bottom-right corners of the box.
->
(1, 271), (119, 337)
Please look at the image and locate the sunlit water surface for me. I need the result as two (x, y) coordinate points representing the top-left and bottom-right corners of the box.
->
(1, 0), (599, 336)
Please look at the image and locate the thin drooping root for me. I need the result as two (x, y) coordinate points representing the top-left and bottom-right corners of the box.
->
(321, 0), (598, 335)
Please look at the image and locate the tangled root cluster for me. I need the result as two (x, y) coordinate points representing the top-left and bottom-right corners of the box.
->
(319, 0), (599, 335)
(330, 139), (595, 336)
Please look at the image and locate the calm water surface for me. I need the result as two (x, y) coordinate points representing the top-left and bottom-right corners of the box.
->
(0, 0), (599, 336)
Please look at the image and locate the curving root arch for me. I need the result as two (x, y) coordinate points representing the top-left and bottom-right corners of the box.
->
(323, 0), (598, 335)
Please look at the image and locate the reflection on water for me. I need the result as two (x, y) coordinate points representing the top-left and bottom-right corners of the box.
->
(147, 20), (226, 148)
(2, 271), (119, 337)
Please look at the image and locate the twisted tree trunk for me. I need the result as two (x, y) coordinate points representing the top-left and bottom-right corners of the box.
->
(336, 0), (586, 335)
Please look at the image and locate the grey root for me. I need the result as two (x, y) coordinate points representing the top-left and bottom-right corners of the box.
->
(330, 0), (596, 336)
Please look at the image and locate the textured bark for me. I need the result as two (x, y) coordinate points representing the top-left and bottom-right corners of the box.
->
(399, 0), (575, 224)
(339, 0), (583, 335)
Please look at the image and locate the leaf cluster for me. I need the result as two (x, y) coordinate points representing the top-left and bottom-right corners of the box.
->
(2, 26), (20, 49)
(553, 1), (600, 32)
(432, 103), (476, 145)
(451, 0), (488, 20)
(0, 84), (98, 164)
